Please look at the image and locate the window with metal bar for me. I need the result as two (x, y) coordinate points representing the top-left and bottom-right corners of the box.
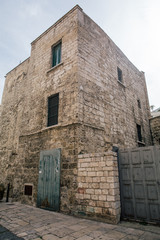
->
(48, 93), (59, 127)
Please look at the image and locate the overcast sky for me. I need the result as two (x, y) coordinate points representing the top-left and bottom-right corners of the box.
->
(0, 0), (159, 109)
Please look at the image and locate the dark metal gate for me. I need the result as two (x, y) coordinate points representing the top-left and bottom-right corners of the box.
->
(37, 148), (61, 211)
(118, 146), (160, 223)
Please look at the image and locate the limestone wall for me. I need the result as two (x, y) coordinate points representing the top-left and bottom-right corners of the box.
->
(76, 151), (120, 223)
(9, 124), (79, 210)
(0, 6), (80, 203)
(77, 10), (151, 150)
(150, 116), (160, 145)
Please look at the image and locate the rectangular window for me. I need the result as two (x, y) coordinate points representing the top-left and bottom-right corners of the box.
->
(117, 67), (123, 82)
(137, 99), (141, 109)
(137, 124), (142, 142)
(48, 93), (59, 127)
(24, 185), (33, 196)
(52, 42), (61, 67)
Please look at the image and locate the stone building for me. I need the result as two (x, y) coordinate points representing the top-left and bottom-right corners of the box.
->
(150, 108), (160, 145)
(0, 5), (151, 223)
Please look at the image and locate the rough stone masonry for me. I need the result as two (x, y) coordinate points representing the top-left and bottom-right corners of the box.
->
(0, 5), (152, 223)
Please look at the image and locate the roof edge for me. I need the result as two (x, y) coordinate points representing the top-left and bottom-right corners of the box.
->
(31, 5), (83, 45)
(6, 57), (30, 76)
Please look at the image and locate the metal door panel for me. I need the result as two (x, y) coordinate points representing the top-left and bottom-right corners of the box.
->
(119, 146), (160, 223)
(37, 148), (61, 211)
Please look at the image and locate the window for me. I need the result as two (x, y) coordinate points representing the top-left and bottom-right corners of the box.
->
(117, 67), (123, 82)
(137, 99), (141, 109)
(48, 93), (59, 127)
(137, 124), (142, 142)
(52, 42), (61, 67)
(24, 185), (33, 196)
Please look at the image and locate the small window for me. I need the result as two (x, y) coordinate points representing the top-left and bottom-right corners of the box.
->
(48, 93), (59, 127)
(137, 124), (142, 142)
(24, 185), (33, 196)
(52, 42), (61, 67)
(137, 99), (141, 109)
(117, 67), (123, 82)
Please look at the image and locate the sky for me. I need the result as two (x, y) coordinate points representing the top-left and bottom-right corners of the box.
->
(0, 0), (160, 109)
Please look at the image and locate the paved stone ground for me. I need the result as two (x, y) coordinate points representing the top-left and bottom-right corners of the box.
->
(0, 224), (24, 240)
(0, 202), (160, 240)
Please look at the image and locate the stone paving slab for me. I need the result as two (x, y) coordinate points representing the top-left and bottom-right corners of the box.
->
(0, 202), (160, 240)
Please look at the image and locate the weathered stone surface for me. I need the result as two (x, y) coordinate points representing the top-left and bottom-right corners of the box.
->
(0, 5), (152, 223)
(76, 152), (120, 223)
(150, 115), (160, 145)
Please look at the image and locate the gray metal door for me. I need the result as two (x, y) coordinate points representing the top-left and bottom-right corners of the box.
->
(118, 146), (160, 223)
(37, 148), (61, 211)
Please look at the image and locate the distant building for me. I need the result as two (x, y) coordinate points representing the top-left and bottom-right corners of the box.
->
(150, 108), (160, 145)
(0, 5), (152, 223)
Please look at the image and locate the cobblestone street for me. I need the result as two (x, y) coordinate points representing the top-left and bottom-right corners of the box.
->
(0, 202), (160, 240)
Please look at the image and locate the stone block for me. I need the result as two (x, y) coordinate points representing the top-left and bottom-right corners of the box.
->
(86, 189), (95, 194)
(107, 195), (115, 202)
(99, 195), (106, 201)
(100, 183), (110, 189)
(95, 189), (102, 195)
(85, 177), (93, 183)
(92, 177), (101, 183)
(95, 207), (102, 214)
(88, 172), (96, 177)
(91, 195), (99, 200)
(102, 189), (108, 195)
(97, 171), (103, 177)
(100, 177), (107, 182)
(83, 194), (91, 199)
(80, 162), (90, 168)
(107, 177), (115, 183)
(97, 201), (104, 207)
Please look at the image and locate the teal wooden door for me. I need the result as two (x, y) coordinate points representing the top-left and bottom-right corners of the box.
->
(37, 149), (61, 211)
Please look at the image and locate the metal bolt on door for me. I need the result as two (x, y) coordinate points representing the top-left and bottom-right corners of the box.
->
(37, 148), (61, 211)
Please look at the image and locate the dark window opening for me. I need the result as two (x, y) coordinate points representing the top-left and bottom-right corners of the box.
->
(48, 93), (59, 127)
(24, 185), (33, 196)
(117, 67), (123, 82)
(52, 42), (61, 67)
(137, 99), (141, 109)
(137, 124), (142, 142)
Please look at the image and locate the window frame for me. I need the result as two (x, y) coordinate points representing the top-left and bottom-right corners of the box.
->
(52, 41), (62, 68)
(136, 124), (142, 142)
(47, 93), (59, 127)
(117, 67), (123, 83)
(24, 184), (33, 196)
(137, 99), (141, 109)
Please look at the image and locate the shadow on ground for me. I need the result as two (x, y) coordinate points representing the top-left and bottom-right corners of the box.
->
(0, 225), (24, 240)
